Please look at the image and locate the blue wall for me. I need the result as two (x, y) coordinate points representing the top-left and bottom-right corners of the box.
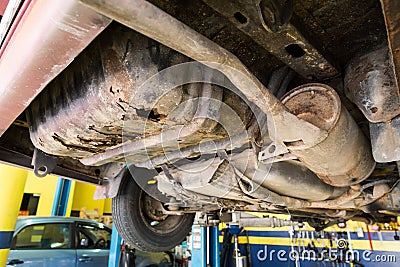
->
(222, 230), (399, 267)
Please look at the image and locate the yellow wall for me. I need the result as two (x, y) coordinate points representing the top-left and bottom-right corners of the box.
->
(23, 171), (111, 217)
(0, 164), (28, 266)
(23, 172), (58, 216)
(0, 164), (61, 217)
(71, 182), (111, 215)
(0, 164), (110, 218)
(104, 198), (112, 214)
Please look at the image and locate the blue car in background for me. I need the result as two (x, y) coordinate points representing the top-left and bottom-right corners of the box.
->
(7, 217), (172, 267)
(7, 217), (111, 267)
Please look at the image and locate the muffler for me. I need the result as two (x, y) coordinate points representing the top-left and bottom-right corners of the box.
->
(281, 83), (375, 187)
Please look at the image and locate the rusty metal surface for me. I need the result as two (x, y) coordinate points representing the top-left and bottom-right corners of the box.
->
(149, 0), (285, 88)
(79, 83), (224, 166)
(148, 0), (385, 80)
(78, 62), (259, 166)
(380, 0), (400, 91)
(156, 162), (261, 208)
(154, 147), (361, 209)
(346, 47), (400, 163)
(292, 0), (386, 69)
(308, 187), (361, 209)
(155, 156), (309, 208)
(0, 0), (111, 137)
(281, 83), (376, 187)
(81, 0), (329, 150)
(257, 161), (348, 201)
(166, 158), (245, 201)
(370, 115), (400, 162)
(203, 0), (339, 80)
(29, 24), (229, 166)
(27, 21), (272, 167)
(0, 0), (395, 221)
(361, 182), (400, 214)
(388, 183), (400, 211)
(135, 132), (250, 169)
(29, 18), (260, 167)
(281, 83), (340, 131)
(345, 46), (400, 123)
(28, 24), (198, 160)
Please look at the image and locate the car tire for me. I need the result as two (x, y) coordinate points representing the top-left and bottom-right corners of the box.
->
(112, 173), (194, 252)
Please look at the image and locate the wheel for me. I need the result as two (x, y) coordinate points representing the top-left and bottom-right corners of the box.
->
(112, 173), (195, 252)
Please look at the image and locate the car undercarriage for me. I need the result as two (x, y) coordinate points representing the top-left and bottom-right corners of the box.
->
(1, 0), (400, 251)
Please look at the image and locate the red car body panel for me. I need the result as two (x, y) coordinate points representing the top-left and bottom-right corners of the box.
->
(0, 0), (111, 136)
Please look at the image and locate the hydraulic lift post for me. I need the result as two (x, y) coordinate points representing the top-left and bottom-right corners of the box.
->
(191, 213), (220, 267)
(108, 223), (122, 267)
(191, 212), (298, 267)
(51, 178), (72, 216)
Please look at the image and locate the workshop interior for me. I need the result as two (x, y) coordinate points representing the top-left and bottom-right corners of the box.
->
(0, 0), (400, 266)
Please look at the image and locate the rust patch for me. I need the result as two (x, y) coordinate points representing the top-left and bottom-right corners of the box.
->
(281, 84), (340, 131)
(345, 46), (400, 122)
